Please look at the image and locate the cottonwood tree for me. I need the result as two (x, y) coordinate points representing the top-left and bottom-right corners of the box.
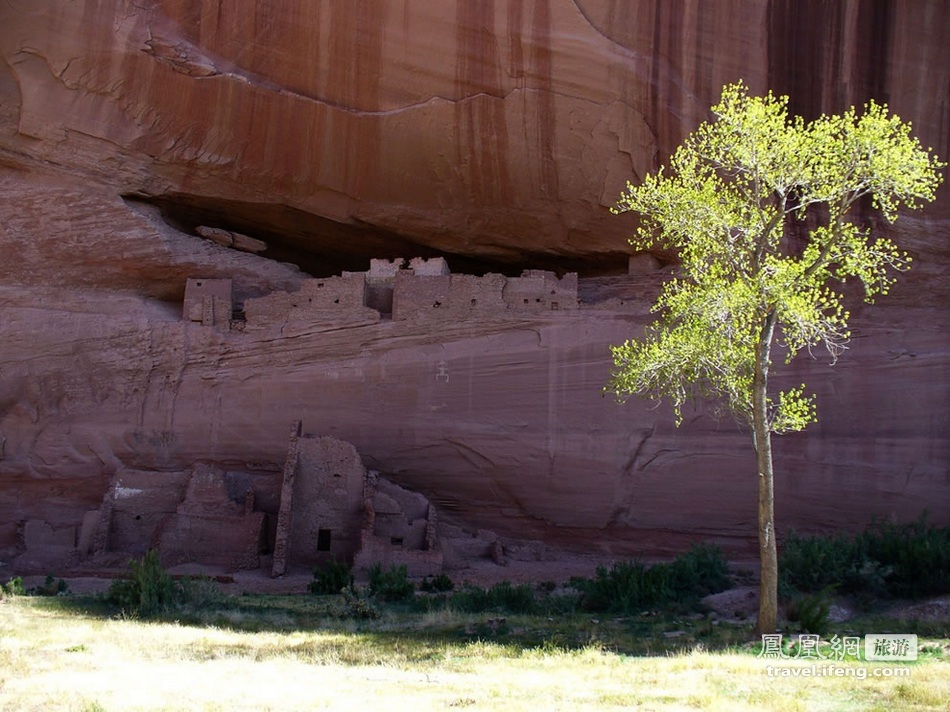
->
(606, 82), (944, 635)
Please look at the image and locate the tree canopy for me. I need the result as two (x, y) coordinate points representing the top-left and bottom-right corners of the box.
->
(607, 81), (944, 434)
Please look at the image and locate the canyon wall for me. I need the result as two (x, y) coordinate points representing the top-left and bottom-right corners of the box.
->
(0, 1), (947, 568)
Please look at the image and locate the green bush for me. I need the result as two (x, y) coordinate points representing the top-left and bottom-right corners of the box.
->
(861, 514), (950, 597)
(419, 573), (454, 593)
(778, 531), (865, 597)
(367, 563), (414, 602)
(34, 574), (70, 597)
(339, 586), (380, 619)
(450, 582), (537, 615)
(573, 544), (732, 614)
(779, 514), (950, 599)
(787, 586), (836, 636)
(106, 552), (222, 616)
(310, 559), (353, 595)
(1, 576), (25, 598)
(106, 550), (178, 616)
(664, 543), (732, 598)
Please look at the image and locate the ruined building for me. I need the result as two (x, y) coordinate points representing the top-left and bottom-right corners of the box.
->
(185, 257), (583, 332)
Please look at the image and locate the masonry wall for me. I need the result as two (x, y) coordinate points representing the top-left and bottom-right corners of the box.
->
(392, 272), (508, 321)
(183, 278), (233, 327)
(288, 436), (366, 567)
(352, 474), (443, 577)
(158, 463), (264, 570)
(503, 270), (578, 312)
(243, 275), (379, 330)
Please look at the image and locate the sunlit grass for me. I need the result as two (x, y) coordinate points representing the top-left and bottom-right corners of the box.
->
(1, 596), (947, 711)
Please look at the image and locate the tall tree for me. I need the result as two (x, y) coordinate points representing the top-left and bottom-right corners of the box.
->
(606, 82), (944, 635)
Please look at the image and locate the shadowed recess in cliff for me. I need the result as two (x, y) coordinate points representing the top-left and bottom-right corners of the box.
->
(123, 192), (619, 277)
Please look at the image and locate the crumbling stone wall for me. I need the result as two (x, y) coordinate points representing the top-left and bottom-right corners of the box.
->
(185, 259), (579, 331)
(503, 270), (578, 312)
(157, 463), (264, 570)
(183, 278), (233, 327)
(353, 471), (443, 577)
(392, 266), (576, 321)
(391, 272), (509, 321)
(286, 435), (367, 568)
(104, 470), (190, 557)
(243, 275), (378, 330)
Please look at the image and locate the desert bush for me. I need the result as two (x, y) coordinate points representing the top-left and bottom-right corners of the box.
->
(664, 543), (732, 598)
(33, 574), (70, 597)
(573, 544), (732, 614)
(105, 550), (221, 616)
(778, 531), (865, 597)
(860, 514), (950, 597)
(779, 514), (949, 599)
(107, 550), (177, 616)
(1, 576), (25, 598)
(419, 573), (455, 593)
(367, 563), (414, 602)
(339, 586), (380, 619)
(310, 559), (353, 595)
(787, 586), (837, 636)
(450, 582), (537, 615)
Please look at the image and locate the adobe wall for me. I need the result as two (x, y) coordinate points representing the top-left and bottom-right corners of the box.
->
(352, 472), (443, 577)
(158, 463), (264, 570)
(183, 278), (233, 327)
(364, 258), (406, 313)
(243, 275), (379, 330)
(105, 470), (190, 556)
(288, 435), (366, 568)
(392, 272), (508, 321)
(392, 267), (577, 321)
(503, 270), (578, 312)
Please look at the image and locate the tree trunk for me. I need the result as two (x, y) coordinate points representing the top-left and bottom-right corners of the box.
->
(753, 312), (778, 637)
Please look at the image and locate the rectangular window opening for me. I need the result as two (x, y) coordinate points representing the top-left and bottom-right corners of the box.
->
(317, 528), (332, 551)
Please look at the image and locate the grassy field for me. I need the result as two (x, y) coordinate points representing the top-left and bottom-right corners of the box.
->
(1, 593), (947, 711)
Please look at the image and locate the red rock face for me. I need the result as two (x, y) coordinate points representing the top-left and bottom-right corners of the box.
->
(0, 2), (947, 568)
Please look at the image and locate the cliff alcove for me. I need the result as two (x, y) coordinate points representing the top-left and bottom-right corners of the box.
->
(0, 1), (947, 576)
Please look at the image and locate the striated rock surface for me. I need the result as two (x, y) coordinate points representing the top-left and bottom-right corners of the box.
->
(0, 2), (947, 570)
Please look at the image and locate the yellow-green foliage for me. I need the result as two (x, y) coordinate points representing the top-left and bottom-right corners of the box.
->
(607, 81), (944, 432)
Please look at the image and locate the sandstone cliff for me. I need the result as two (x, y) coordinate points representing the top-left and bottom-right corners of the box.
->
(0, 1), (947, 569)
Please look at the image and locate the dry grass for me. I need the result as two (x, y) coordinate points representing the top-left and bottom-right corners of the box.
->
(1, 597), (947, 711)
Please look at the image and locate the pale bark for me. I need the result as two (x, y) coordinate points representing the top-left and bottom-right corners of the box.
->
(753, 312), (778, 636)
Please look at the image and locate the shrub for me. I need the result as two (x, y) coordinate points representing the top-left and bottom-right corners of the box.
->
(573, 544), (732, 614)
(450, 582), (537, 615)
(664, 543), (732, 598)
(779, 514), (950, 599)
(106, 550), (178, 616)
(34, 574), (70, 597)
(1, 576), (25, 598)
(419, 573), (454, 593)
(310, 559), (353, 595)
(861, 514), (950, 598)
(367, 563), (414, 602)
(339, 586), (380, 619)
(787, 586), (837, 636)
(778, 530), (865, 597)
(177, 575), (222, 608)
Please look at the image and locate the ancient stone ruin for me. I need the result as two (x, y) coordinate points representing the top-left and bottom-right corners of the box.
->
(14, 416), (536, 577)
(184, 257), (583, 333)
